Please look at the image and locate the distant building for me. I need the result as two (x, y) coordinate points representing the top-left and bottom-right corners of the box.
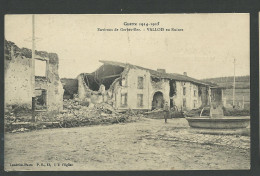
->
(77, 60), (223, 111)
(4, 40), (64, 112)
(202, 76), (250, 110)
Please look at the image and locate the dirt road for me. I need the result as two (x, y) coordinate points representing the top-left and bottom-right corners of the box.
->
(5, 118), (250, 170)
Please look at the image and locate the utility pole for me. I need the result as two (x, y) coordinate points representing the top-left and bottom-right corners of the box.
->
(31, 14), (36, 122)
(232, 58), (236, 108)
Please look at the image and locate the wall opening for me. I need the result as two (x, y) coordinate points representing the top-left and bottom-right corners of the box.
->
(137, 76), (144, 89)
(183, 98), (186, 109)
(183, 87), (186, 96)
(152, 91), (164, 110)
(35, 89), (47, 110)
(169, 80), (176, 108)
(121, 93), (127, 107)
(193, 100), (197, 108)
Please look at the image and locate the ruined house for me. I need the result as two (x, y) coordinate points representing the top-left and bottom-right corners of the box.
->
(4, 40), (64, 112)
(77, 60), (223, 111)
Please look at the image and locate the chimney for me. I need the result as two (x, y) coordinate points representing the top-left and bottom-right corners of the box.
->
(183, 72), (187, 76)
(157, 69), (166, 73)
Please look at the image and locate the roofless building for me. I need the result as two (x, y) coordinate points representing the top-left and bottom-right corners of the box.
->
(77, 60), (223, 111)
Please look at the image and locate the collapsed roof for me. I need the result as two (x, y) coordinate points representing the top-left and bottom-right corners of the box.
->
(99, 60), (217, 87)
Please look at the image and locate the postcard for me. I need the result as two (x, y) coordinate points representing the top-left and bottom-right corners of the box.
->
(4, 14), (250, 171)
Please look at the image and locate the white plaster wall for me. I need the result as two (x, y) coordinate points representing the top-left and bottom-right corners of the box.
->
(5, 49), (64, 112)
(113, 67), (170, 110)
(149, 79), (170, 110)
(34, 60), (64, 112)
(173, 81), (202, 110)
(114, 81), (126, 109)
(90, 66), (204, 111)
(5, 55), (32, 107)
(126, 68), (151, 109)
(47, 62), (64, 111)
(113, 68), (150, 109)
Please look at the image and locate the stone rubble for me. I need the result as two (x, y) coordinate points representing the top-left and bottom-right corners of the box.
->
(4, 95), (144, 132)
(54, 96), (144, 128)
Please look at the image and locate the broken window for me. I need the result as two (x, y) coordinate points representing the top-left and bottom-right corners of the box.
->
(183, 87), (186, 96)
(137, 76), (144, 89)
(183, 98), (186, 108)
(137, 94), (144, 107)
(35, 59), (47, 77)
(121, 93), (127, 107)
(35, 89), (47, 110)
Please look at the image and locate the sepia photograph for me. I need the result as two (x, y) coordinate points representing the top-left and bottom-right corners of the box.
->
(4, 14), (250, 171)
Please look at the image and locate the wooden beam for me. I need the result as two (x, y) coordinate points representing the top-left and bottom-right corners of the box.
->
(35, 56), (48, 61)
(100, 74), (121, 79)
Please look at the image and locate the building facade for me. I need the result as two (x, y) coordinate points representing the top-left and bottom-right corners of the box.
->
(4, 40), (64, 112)
(77, 60), (222, 111)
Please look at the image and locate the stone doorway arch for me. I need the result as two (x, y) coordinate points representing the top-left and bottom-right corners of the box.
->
(152, 91), (164, 110)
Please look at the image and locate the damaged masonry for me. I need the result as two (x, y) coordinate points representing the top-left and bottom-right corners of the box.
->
(4, 38), (223, 118)
(77, 60), (224, 112)
(4, 40), (64, 113)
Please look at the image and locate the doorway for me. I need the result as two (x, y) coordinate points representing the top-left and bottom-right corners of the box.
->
(152, 91), (164, 110)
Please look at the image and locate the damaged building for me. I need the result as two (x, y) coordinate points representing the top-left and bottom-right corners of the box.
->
(77, 60), (223, 111)
(4, 40), (64, 113)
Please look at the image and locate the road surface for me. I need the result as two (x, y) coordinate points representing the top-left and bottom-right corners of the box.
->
(5, 118), (250, 170)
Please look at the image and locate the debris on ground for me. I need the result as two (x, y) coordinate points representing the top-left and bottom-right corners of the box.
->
(58, 98), (144, 128)
(5, 96), (145, 132)
(11, 127), (29, 133)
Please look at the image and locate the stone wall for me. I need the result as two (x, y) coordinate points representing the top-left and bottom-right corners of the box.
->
(4, 40), (64, 112)
(5, 53), (32, 107)
(77, 74), (113, 106)
(77, 64), (208, 111)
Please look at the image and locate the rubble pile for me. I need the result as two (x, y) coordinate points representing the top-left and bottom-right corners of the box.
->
(4, 97), (144, 132)
(56, 98), (143, 128)
(5, 104), (32, 123)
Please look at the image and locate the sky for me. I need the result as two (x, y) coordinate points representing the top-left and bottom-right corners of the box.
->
(5, 14), (250, 79)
